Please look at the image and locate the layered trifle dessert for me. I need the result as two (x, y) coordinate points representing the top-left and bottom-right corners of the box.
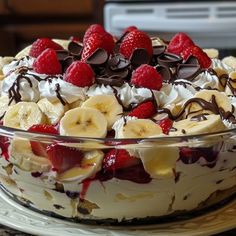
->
(0, 24), (236, 223)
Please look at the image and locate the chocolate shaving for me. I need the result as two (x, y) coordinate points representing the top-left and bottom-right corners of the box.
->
(130, 48), (150, 68)
(158, 53), (183, 68)
(184, 56), (199, 65)
(96, 75), (124, 87)
(68, 41), (83, 56)
(153, 45), (166, 57)
(156, 65), (172, 81)
(108, 54), (130, 71)
(86, 48), (108, 66)
(176, 64), (201, 81)
(56, 50), (69, 62)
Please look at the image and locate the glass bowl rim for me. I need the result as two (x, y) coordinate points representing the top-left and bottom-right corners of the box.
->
(0, 125), (235, 143)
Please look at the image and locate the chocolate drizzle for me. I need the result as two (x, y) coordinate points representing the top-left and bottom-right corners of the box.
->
(55, 83), (66, 105)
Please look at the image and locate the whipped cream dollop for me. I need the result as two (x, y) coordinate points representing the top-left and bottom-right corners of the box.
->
(2, 71), (41, 102)
(87, 83), (152, 108)
(2, 56), (34, 76)
(211, 58), (234, 72)
(154, 82), (196, 107)
(191, 71), (221, 90)
(38, 77), (87, 104)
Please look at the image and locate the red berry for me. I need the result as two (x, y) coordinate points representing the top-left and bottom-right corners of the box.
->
(129, 101), (156, 119)
(119, 30), (153, 59)
(81, 32), (115, 60)
(131, 64), (163, 90)
(167, 32), (194, 55)
(103, 149), (140, 172)
(46, 144), (83, 172)
(123, 26), (138, 34)
(28, 124), (59, 157)
(29, 38), (63, 58)
(33, 48), (62, 75)
(83, 24), (106, 43)
(157, 118), (173, 135)
(64, 61), (94, 87)
(181, 45), (212, 69)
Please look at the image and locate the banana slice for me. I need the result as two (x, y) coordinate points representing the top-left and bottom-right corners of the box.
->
(9, 138), (51, 172)
(82, 95), (123, 129)
(225, 71), (236, 96)
(58, 150), (104, 182)
(138, 146), (179, 178)
(170, 114), (226, 136)
(0, 96), (15, 120)
(203, 48), (219, 59)
(60, 107), (107, 138)
(38, 98), (69, 124)
(222, 56), (236, 69)
(186, 90), (232, 118)
(3, 102), (46, 130)
(118, 119), (163, 138)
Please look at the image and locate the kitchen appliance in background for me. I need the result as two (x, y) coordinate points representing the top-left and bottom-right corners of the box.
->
(104, 0), (236, 54)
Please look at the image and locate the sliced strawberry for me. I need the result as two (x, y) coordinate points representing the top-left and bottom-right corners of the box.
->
(119, 30), (153, 59)
(129, 101), (156, 119)
(46, 144), (83, 172)
(28, 124), (58, 157)
(29, 38), (63, 58)
(81, 32), (115, 60)
(156, 118), (173, 135)
(167, 32), (194, 55)
(103, 149), (140, 172)
(83, 24), (106, 43)
(181, 45), (212, 69)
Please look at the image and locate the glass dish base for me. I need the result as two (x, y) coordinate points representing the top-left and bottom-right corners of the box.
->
(0, 185), (236, 236)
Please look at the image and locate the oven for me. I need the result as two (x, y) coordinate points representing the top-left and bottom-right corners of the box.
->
(104, 0), (236, 53)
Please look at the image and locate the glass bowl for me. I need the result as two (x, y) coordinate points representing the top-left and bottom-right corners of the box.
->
(0, 125), (236, 225)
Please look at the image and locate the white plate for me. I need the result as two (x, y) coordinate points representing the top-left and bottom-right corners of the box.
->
(0, 189), (236, 236)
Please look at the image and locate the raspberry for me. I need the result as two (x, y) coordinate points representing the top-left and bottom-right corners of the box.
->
(64, 61), (95, 87)
(29, 38), (63, 58)
(103, 149), (140, 172)
(181, 45), (212, 68)
(167, 32), (194, 55)
(119, 30), (153, 59)
(123, 26), (138, 34)
(81, 32), (115, 60)
(157, 118), (173, 135)
(131, 64), (163, 90)
(83, 24), (106, 43)
(33, 48), (62, 75)
(46, 144), (83, 172)
(129, 101), (156, 119)
(28, 124), (59, 157)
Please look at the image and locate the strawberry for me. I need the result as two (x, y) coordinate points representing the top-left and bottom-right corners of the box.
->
(29, 38), (63, 58)
(69, 36), (80, 42)
(123, 26), (138, 34)
(33, 48), (62, 75)
(81, 32), (115, 60)
(64, 61), (95, 87)
(157, 118), (173, 135)
(167, 32), (194, 55)
(181, 45), (212, 69)
(83, 24), (106, 43)
(28, 124), (59, 157)
(129, 101), (156, 119)
(103, 149), (140, 172)
(46, 143), (83, 172)
(119, 30), (153, 59)
(131, 64), (163, 90)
